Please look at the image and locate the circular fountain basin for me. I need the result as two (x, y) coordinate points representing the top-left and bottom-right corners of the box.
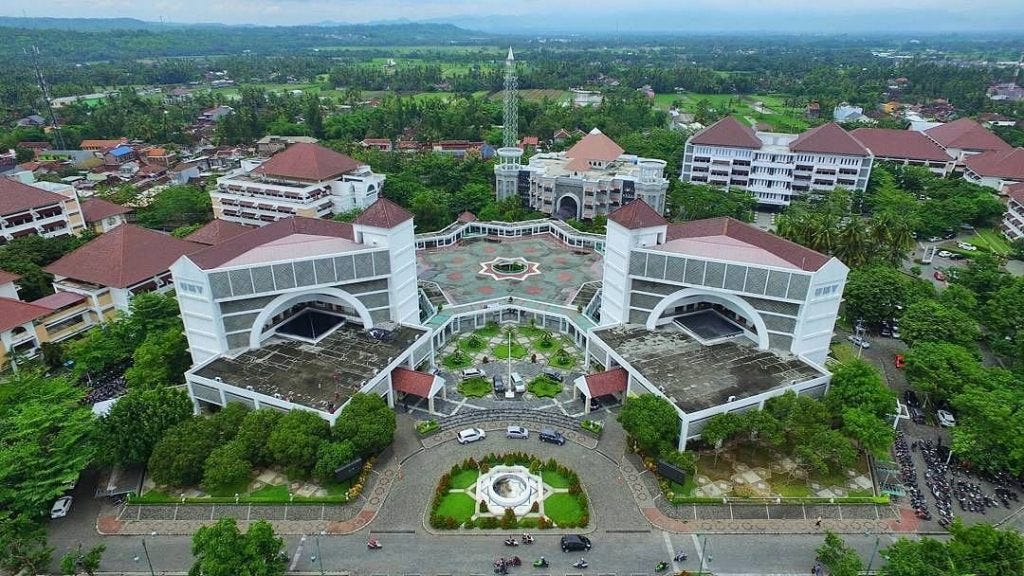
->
(475, 465), (542, 516)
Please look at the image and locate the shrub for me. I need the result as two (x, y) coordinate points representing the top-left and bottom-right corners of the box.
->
(201, 441), (252, 495)
(463, 517), (475, 529)
(313, 440), (357, 484)
(478, 516), (499, 529)
(500, 508), (517, 529)
(479, 500), (488, 513)
(416, 419), (439, 435)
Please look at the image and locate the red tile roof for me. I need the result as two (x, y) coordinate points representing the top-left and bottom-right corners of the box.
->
(0, 270), (21, 285)
(45, 224), (203, 288)
(666, 217), (830, 272)
(457, 211), (477, 223)
(252, 142), (362, 181)
(849, 128), (952, 162)
(79, 139), (126, 151)
(789, 123), (869, 156)
(188, 217), (355, 270)
(0, 297), (50, 332)
(1005, 182), (1024, 204)
(608, 199), (667, 230)
(80, 197), (132, 223)
(689, 117), (762, 149)
(964, 148), (1024, 180)
(185, 219), (250, 246)
(566, 128), (624, 162)
(925, 118), (1011, 152)
(31, 291), (85, 310)
(0, 178), (68, 217)
(391, 367), (437, 398)
(354, 198), (413, 229)
(582, 367), (628, 397)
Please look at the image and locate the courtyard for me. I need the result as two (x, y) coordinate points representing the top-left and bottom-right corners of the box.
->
(417, 236), (603, 306)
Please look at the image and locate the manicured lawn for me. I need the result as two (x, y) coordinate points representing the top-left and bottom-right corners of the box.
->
(206, 478), (251, 497)
(443, 352), (473, 370)
(475, 323), (501, 337)
(542, 470), (570, 489)
(435, 493), (476, 523)
(544, 493), (585, 526)
(450, 468), (480, 489)
(458, 377), (492, 398)
(969, 228), (1011, 256)
(532, 334), (558, 352)
(249, 484), (288, 500)
(829, 342), (858, 365)
(773, 481), (813, 498)
(548, 353), (576, 370)
(493, 342), (528, 360)
(528, 377), (562, 398)
(459, 335), (488, 352)
(518, 325), (547, 338)
(669, 477), (697, 499)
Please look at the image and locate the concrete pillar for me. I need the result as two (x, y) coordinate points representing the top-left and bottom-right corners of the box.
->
(677, 417), (689, 451)
(584, 396), (591, 415)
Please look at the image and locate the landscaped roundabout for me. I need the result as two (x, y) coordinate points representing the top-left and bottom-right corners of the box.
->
(430, 453), (589, 529)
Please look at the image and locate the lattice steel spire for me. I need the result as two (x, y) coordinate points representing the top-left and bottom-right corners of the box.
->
(502, 47), (518, 150)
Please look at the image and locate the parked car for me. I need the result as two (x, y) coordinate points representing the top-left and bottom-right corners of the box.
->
(943, 230), (957, 240)
(50, 496), (73, 519)
(903, 389), (920, 407)
(538, 428), (566, 445)
(543, 369), (563, 382)
(510, 372), (525, 393)
(937, 409), (956, 428)
(937, 250), (952, 258)
(492, 375), (505, 394)
(909, 406), (925, 425)
(506, 425), (529, 439)
(847, 335), (870, 349)
(891, 325), (901, 339)
(560, 534), (592, 552)
(928, 236), (941, 242)
(948, 253), (966, 261)
(461, 368), (483, 378)
(880, 324), (892, 337)
(457, 428), (486, 444)
(934, 270), (946, 281)
(957, 242), (977, 251)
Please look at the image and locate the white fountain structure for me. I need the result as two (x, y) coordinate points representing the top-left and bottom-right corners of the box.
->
(475, 465), (543, 516)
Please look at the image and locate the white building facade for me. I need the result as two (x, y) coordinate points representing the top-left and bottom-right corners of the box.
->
(681, 118), (873, 207)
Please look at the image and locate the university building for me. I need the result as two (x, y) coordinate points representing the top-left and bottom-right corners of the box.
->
(212, 143), (385, 227)
(680, 117), (873, 207)
(0, 177), (85, 244)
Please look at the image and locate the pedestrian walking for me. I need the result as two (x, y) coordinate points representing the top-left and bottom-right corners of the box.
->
(815, 515), (822, 527)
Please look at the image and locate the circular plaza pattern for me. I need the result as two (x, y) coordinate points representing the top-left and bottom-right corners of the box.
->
(477, 465), (542, 515)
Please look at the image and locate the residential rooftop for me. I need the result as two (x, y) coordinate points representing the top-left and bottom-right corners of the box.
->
(194, 323), (426, 413)
(593, 324), (824, 413)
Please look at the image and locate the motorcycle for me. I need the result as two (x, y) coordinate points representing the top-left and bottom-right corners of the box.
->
(521, 533), (535, 544)
(655, 561), (669, 572)
(509, 556), (522, 567)
(533, 558), (549, 568)
(504, 537), (519, 547)
(573, 558), (589, 569)
(367, 539), (382, 550)
(673, 552), (688, 562)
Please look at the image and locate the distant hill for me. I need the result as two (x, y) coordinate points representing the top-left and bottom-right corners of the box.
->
(0, 17), (175, 31)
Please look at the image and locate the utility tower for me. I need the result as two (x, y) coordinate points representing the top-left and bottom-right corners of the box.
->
(494, 47), (524, 203)
(26, 45), (67, 150)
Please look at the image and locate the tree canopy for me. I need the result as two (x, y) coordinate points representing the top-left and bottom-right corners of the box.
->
(332, 393), (396, 457)
(97, 386), (194, 467)
(617, 394), (679, 455)
(189, 518), (286, 576)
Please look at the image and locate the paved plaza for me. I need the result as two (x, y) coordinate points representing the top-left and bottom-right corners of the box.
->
(417, 236), (603, 306)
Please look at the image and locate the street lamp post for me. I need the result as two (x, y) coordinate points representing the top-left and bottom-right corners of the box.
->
(696, 534), (712, 576)
(865, 533), (881, 574)
(314, 534), (324, 576)
(141, 538), (156, 576)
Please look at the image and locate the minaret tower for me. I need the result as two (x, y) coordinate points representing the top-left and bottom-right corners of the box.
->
(494, 47), (524, 202)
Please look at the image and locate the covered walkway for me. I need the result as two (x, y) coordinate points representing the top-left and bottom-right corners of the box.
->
(573, 367), (628, 414)
(391, 367), (446, 414)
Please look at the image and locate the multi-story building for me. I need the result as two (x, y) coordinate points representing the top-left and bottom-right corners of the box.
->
(45, 224), (203, 316)
(850, 128), (955, 176)
(0, 177), (85, 244)
(499, 128), (669, 220)
(923, 118), (1011, 162)
(80, 198), (132, 233)
(1001, 182), (1024, 241)
(172, 199), (428, 422)
(963, 147), (1024, 191)
(213, 143), (385, 227)
(681, 117), (873, 207)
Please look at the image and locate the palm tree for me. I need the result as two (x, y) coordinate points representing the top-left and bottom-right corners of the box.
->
(834, 217), (870, 267)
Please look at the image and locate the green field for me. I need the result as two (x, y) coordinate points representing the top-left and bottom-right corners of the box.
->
(657, 92), (810, 132)
(435, 492), (476, 523)
(968, 228), (1011, 256)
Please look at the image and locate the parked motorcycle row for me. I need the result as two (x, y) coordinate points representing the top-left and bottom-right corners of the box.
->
(894, 430), (1021, 529)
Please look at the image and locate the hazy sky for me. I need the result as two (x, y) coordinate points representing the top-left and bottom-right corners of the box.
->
(3, 0), (1024, 28)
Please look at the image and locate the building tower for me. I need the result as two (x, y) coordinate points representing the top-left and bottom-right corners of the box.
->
(494, 47), (523, 203)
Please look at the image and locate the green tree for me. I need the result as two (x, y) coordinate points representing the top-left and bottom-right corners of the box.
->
(0, 512), (53, 576)
(667, 182), (755, 222)
(97, 386), (194, 467)
(333, 393), (396, 456)
(148, 417), (218, 487)
(170, 223), (203, 238)
(60, 544), (105, 576)
(134, 185), (213, 230)
(843, 266), (931, 326)
(840, 407), (894, 457)
(816, 531), (863, 576)
(951, 378), (1024, 474)
(826, 359), (896, 419)
(124, 327), (191, 388)
(880, 520), (1024, 576)
(313, 440), (358, 483)
(332, 208), (364, 222)
(900, 299), (980, 349)
(617, 394), (679, 455)
(268, 409), (330, 479)
(234, 409), (282, 468)
(202, 441), (253, 495)
(189, 518), (285, 576)
(0, 371), (95, 517)
(903, 341), (982, 403)
(451, 182), (494, 215)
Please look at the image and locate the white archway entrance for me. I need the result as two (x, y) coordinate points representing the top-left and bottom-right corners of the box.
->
(556, 194), (580, 220)
(247, 287), (375, 349)
(645, 288), (770, 350)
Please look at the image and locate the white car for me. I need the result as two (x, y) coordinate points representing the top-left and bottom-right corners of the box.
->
(510, 372), (525, 393)
(50, 496), (73, 519)
(847, 335), (871, 349)
(457, 427), (486, 444)
(957, 242), (977, 251)
(937, 410), (956, 428)
(937, 250), (952, 258)
(461, 368), (483, 378)
(506, 425), (529, 439)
